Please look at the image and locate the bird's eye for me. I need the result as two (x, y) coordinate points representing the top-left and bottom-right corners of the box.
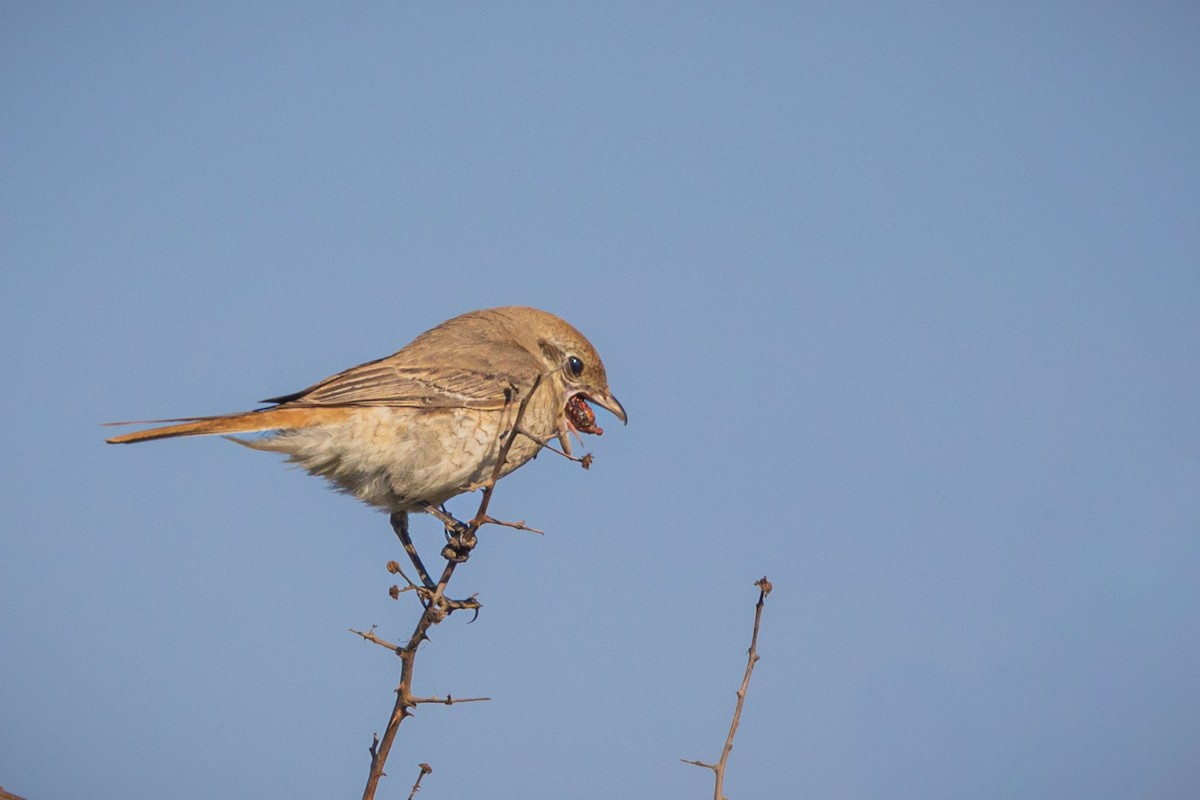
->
(567, 356), (584, 377)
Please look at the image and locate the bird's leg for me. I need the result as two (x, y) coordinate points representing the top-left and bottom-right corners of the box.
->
(389, 511), (435, 589)
(417, 502), (476, 564)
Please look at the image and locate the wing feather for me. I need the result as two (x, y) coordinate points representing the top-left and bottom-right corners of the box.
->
(266, 343), (543, 411)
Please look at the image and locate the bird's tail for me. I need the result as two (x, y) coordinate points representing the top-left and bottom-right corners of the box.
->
(104, 406), (338, 444)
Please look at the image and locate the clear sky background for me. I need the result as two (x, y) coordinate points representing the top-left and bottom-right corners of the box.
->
(2, 3), (1198, 799)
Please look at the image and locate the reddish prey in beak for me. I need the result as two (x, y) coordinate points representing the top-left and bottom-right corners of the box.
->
(566, 394), (603, 435)
(558, 387), (625, 456)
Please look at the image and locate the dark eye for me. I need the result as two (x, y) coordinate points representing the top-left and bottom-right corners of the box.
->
(567, 355), (584, 377)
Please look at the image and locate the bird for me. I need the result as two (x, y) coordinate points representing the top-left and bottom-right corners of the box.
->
(106, 306), (626, 520)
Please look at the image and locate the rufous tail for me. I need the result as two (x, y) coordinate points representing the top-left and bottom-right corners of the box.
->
(105, 406), (336, 444)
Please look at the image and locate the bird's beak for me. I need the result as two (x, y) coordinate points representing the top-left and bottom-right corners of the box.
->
(589, 387), (627, 425)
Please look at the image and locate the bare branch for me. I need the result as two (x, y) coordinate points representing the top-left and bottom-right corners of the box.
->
(406, 763), (432, 800)
(350, 627), (401, 653)
(479, 514), (545, 535)
(410, 694), (491, 705)
(682, 576), (773, 800)
(512, 425), (593, 467)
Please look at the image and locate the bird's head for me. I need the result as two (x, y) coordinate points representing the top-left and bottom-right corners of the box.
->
(489, 306), (626, 451)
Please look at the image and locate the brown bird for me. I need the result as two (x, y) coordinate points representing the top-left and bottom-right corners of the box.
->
(107, 306), (626, 518)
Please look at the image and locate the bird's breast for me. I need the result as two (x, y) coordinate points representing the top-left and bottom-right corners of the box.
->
(248, 396), (560, 512)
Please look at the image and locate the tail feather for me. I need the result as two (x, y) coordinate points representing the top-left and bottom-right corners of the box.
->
(105, 406), (342, 444)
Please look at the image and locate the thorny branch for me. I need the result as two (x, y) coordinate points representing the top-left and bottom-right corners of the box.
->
(681, 576), (773, 800)
(356, 374), (572, 800)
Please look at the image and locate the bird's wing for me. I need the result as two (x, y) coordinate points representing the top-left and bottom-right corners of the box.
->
(265, 346), (544, 411)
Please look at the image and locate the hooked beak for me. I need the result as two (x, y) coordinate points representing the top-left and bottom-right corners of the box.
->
(588, 387), (627, 425)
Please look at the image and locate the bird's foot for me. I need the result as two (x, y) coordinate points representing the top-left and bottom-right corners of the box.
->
(416, 503), (476, 562)
(441, 526), (478, 563)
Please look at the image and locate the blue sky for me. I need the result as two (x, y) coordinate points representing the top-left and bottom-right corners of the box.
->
(3, 3), (1198, 798)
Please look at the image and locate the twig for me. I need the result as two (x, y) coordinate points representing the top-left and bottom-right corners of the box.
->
(409, 693), (491, 705)
(350, 626), (401, 653)
(681, 576), (773, 800)
(360, 376), (548, 800)
(480, 514), (544, 534)
(406, 763), (432, 800)
(512, 425), (592, 465)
